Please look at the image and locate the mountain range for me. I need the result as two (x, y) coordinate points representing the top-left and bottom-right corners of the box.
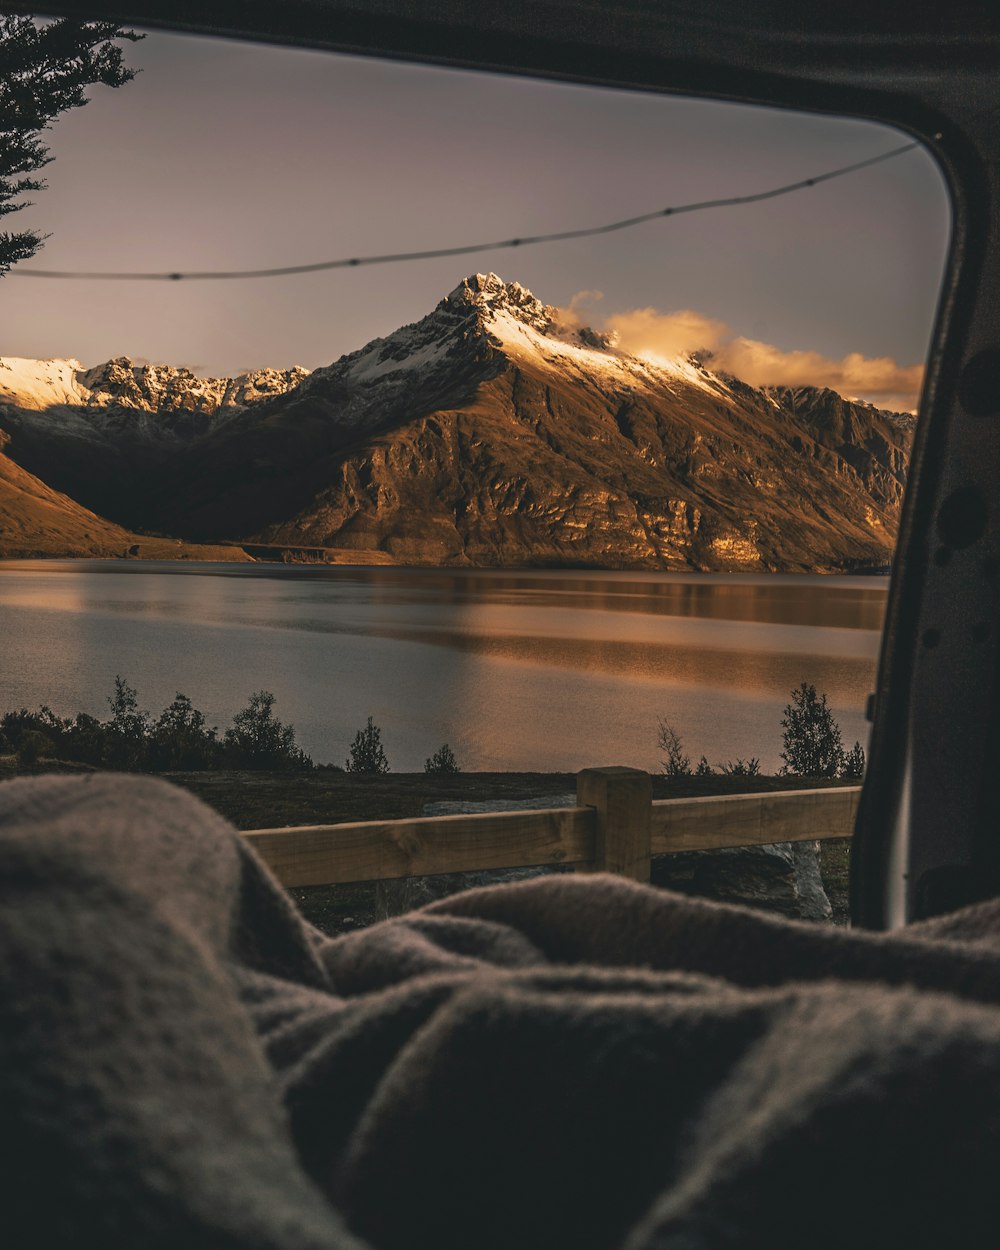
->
(0, 273), (913, 569)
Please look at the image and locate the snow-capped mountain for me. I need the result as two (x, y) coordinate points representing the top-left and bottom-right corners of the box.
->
(298, 271), (731, 423)
(0, 274), (914, 570)
(0, 355), (308, 433)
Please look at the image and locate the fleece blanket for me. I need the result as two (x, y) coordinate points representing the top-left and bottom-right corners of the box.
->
(2, 775), (1000, 1249)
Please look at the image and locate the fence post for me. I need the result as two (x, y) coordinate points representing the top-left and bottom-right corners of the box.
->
(576, 766), (652, 882)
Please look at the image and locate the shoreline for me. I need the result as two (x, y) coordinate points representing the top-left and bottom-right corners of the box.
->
(0, 547), (893, 575)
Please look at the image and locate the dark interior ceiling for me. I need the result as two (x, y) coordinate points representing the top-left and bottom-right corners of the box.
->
(21, 2), (1000, 133)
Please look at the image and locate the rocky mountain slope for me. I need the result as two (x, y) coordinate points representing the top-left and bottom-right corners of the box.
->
(0, 428), (249, 561)
(0, 425), (136, 558)
(0, 275), (914, 570)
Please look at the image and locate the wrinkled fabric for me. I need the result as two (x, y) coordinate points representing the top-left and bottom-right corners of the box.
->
(2, 773), (999, 1249)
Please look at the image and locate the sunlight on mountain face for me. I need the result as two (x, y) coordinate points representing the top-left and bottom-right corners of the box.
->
(0, 273), (914, 570)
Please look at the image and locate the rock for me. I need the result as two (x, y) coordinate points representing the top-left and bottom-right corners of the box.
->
(651, 840), (832, 922)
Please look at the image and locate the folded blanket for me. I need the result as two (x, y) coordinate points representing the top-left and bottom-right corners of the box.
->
(2, 773), (999, 1249)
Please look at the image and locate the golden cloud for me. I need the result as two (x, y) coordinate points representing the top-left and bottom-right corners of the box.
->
(713, 338), (924, 412)
(604, 308), (729, 359)
(587, 304), (923, 413)
(551, 289), (605, 333)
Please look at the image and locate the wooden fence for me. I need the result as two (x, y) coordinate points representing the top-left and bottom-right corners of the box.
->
(244, 767), (860, 888)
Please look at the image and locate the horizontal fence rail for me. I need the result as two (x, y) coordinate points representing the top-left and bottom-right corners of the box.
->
(649, 787), (861, 855)
(244, 806), (593, 888)
(244, 768), (861, 889)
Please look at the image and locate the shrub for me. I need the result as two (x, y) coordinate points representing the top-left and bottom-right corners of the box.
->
(780, 682), (845, 777)
(16, 729), (53, 767)
(63, 712), (108, 767)
(346, 717), (390, 774)
(2, 708), (55, 754)
(694, 755), (715, 776)
(425, 743), (460, 774)
(149, 693), (220, 771)
(3, 681), (315, 773)
(841, 740), (866, 779)
(223, 691), (312, 770)
(3, 705), (107, 767)
(719, 757), (761, 777)
(104, 675), (150, 770)
(657, 719), (691, 777)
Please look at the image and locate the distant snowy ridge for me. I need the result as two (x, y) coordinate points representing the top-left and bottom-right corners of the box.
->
(0, 355), (310, 442)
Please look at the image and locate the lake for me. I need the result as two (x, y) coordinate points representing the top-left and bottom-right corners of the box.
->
(0, 561), (887, 774)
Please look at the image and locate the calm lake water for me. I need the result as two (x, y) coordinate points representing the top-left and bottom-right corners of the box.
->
(0, 561), (887, 774)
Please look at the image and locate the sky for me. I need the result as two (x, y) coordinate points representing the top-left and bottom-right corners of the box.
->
(2, 26), (952, 411)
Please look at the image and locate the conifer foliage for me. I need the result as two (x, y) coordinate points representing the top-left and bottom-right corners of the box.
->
(346, 717), (390, 774)
(780, 682), (845, 777)
(425, 743), (460, 774)
(1, 15), (142, 274)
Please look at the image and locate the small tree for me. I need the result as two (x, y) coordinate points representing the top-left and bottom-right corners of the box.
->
(694, 755), (714, 776)
(149, 693), (219, 771)
(425, 743), (460, 775)
(1, 16), (143, 274)
(719, 757), (761, 777)
(64, 711), (107, 767)
(657, 718), (691, 777)
(105, 675), (149, 770)
(346, 717), (390, 774)
(780, 682), (845, 777)
(224, 690), (311, 770)
(841, 740), (866, 779)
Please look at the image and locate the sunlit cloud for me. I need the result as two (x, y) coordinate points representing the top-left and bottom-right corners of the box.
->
(604, 307), (729, 359)
(551, 289), (605, 333)
(710, 338), (924, 413)
(561, 297), (924, 413)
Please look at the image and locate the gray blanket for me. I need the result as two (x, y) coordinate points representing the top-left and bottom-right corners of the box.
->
(2, 774), (1000, 1248)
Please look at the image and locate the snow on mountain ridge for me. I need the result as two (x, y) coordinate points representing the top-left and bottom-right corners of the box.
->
(462, 273), (733, 400)
(2, 275), (731, 435)
(0, 355), (312, 448)
(0, 355), (310, 416)
(0, 357), (91, 411)
(304, 272), (731, 413)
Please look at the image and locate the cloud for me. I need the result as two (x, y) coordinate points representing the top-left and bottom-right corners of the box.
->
(595, 305), (923, 412)
(551, 289), (605, 333)
(603, 308), (728, 359)
(706, 338), (922, 411)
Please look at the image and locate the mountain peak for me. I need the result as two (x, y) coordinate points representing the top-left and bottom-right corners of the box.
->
(446, 272), (554, 333)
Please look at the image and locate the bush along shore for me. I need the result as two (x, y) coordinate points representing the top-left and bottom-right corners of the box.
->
(0, 679), (861, 931)
(0, 676), (460, 776)
(1, 677), (861, 782)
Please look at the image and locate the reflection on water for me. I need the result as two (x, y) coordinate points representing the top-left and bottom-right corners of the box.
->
(0, 561), (887, 773)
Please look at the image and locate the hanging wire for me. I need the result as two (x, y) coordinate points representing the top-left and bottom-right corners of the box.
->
(8, 141), (919, 282)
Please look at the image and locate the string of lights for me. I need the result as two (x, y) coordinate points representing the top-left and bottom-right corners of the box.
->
(9, 140), (919, 282)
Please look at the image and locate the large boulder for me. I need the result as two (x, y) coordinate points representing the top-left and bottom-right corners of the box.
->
(651, 840), (832, 922)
